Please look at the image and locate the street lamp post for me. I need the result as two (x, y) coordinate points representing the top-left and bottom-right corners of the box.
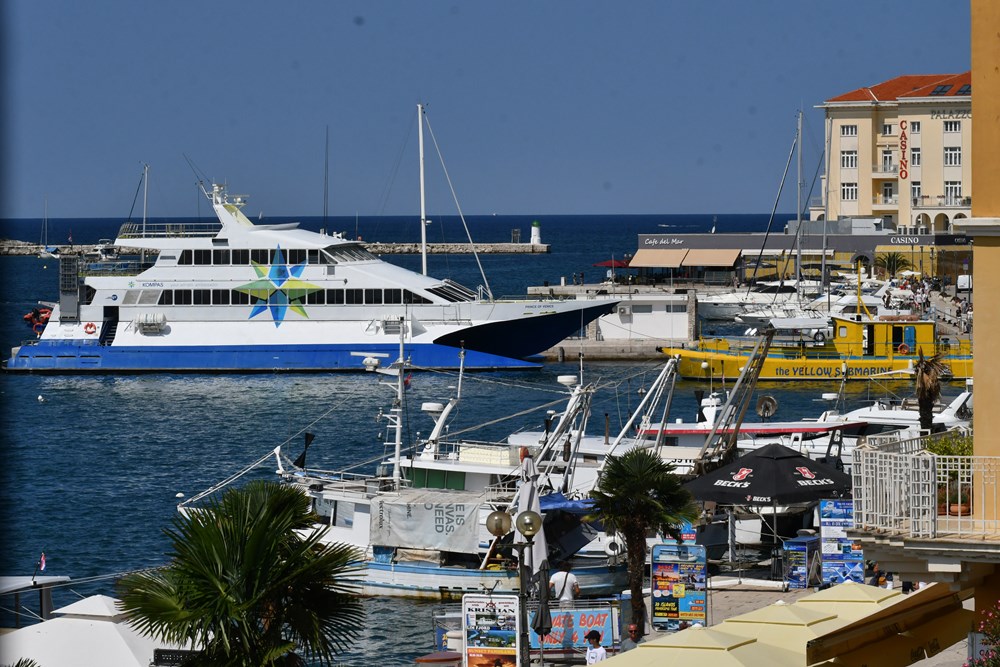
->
(486, 509), (542, 667)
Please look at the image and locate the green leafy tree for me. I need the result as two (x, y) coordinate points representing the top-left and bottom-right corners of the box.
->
(874, 252), (911, 277)
(589, 448), (700, 635)
(913, 348), (946, 432)
(118, 480), (364, 667)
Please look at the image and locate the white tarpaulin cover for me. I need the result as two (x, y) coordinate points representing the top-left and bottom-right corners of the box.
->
(369, 488), (485, 553)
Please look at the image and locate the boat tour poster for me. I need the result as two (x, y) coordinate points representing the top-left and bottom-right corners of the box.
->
(650, 543), (708, 631)
(819, 499), (865, 584)
(528, 604), (616, 650)
(462, 594), (518, 667)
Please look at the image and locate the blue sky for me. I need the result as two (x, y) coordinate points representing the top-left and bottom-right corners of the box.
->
(3, 1), (970, 219)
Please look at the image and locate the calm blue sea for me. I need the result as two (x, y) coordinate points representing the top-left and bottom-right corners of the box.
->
(0, 214), (950, 664)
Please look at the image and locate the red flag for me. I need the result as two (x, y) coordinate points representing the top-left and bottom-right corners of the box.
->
(404, 373), (412, 389)
(38, 552), (46, 571)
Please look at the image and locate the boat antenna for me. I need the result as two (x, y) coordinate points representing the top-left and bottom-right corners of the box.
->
(323, 125), (330, 229)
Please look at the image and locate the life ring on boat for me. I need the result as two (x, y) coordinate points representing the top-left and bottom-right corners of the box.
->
(32, 323), (44, 335)
(604, 534), (625, 556)
(897, 343), (910, 355)
(813, 331), (826, 344)
(83, 322), (97, 335)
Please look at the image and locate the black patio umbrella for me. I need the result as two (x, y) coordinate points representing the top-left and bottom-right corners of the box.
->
(684, 443), (852, 506)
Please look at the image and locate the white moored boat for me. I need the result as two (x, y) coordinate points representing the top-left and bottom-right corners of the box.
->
(7, 182), (615, 372)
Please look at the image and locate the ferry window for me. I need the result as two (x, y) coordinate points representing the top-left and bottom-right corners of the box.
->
(231, 290), (250, 305)
(285, 288), (311, 303)
(251, 249), (270, 265)
(307, 249), (320, 265)
(138, 290), (160, 305)
(193, 250), (211, 265)
(840, 124), (857, 137)
(838, 326), (847, 338)
(193, 289), (212, 305)
(306, 290), (325, 305)
(403, 290), (432, 304)
(178, 250), (193, 265)
(365, 289), (383, 304)
(384, 289), (402, 304)
(231, 249), (249, 265)
(174, 290), (193, 305)
(910, 121), (921, 133)
(286, 249), (306, 265)
(123, 291), (141, 305)
(158, 291), (174, 306)
(346, 289), (364, 305)
(326, 289), (344, 304)
(212, 249), (231, 265)
(319, 248), (338, 264)
(212, 289), (230, 305)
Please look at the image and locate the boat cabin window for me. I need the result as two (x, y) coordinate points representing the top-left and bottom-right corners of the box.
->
(174, 290), (193, 305)
(232, 290), (250, 305)
(213, 249), (230, 265)
(286, 249), (306, 265)
(838, 326), (848, 338)
(212, 289), (230, 305)
(365, 289), (382, 304)
(123, 291), (141, 305)
(232, 249), (249, 265)
(251, 249), (271, 264)
(326, 289), (345, 304)
(193, 290), (211, 305)
(384, 289), (402, 304)
(346, 289), (364, 305)
(138, 290), (159, 305)
(404, 290), (433, 304)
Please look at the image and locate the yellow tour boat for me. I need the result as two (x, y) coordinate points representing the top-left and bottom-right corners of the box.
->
(659, 314), (972, 381)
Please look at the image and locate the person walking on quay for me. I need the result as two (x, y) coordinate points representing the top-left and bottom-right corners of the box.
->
(584, 630), (607, 664)
(549, 561), (580, 607)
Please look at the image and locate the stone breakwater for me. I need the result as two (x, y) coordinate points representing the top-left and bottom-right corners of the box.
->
(0, 239), (549, 256)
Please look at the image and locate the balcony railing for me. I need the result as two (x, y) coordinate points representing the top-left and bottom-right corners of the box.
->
(912, 195), (972, 209)
(872, 163), (899, 175)
(871, 194), (899, 206)
(851, 430), (1000, 541)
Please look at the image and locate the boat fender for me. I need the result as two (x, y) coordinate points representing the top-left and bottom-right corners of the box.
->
(813, 331), (826, 344)
(605, 534), (625, 556)
(897, 343), (910, 355)
(519, 446), (530, 462)
(83, 322), (97, 335)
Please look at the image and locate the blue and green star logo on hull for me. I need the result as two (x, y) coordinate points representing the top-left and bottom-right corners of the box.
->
(235, 246), (322, 327)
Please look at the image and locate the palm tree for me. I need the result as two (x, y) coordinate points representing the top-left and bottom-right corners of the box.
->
(118, 480), (364, 667)
(589, 448), (700, 635)
(874, 251), (911, 278)
(913, 348), (946, 432)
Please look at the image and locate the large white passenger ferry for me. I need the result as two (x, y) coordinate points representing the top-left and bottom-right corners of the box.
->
(7, 183), (615, 372)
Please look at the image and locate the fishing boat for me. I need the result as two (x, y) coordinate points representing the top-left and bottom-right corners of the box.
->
(180, 335), (627, 600)
(5, 181), (615, 372)
(660, 313), (972, 381)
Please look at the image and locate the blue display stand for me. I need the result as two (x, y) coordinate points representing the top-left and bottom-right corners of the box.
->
(782, 536), (819, 589)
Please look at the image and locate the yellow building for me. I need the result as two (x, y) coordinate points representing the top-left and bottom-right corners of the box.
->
(812, 72), (973, 235)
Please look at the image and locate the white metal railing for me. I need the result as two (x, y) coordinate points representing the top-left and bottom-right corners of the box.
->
(852, 434), (1000, 540)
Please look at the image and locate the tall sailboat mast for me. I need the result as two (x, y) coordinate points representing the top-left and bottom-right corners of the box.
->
(418, 103), (429, 276)
(795, 110), (803, 297)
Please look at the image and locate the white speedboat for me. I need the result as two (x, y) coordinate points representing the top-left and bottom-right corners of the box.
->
(7, 182), (615, 372)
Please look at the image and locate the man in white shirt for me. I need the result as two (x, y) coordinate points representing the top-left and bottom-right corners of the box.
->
(548, 561), (580, 607)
